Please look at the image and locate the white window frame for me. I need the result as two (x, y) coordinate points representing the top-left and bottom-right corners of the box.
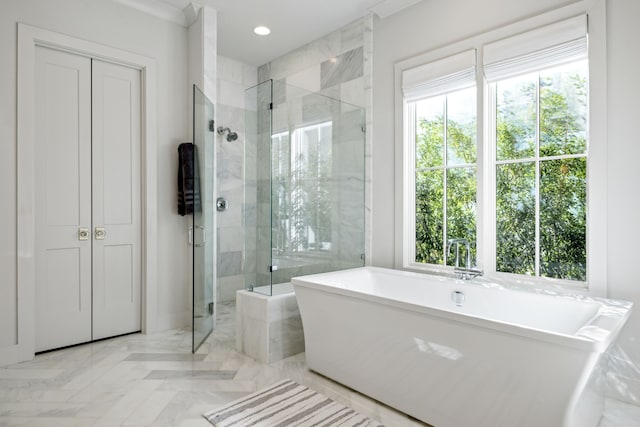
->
(405, 89), (478, 270)
(394, 0), (607, 296)
(486, 65), (589, 284)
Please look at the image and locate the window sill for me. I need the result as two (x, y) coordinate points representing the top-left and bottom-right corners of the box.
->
(401, 262), (591, 296)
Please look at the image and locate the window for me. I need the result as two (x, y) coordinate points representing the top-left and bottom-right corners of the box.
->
(492, 61), (588, 281)
(401, 14), (594, 287)
(413, 88), (477, 266)
(402, 49), (478, 269)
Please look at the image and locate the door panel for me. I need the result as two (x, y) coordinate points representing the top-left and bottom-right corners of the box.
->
(102, 75), (134, 225)
(91, 59), (142, 340)
(192, 85), (215, 352)
(34, 47), (92, 352)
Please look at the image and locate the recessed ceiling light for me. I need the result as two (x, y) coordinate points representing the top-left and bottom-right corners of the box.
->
(253, 26), (271, 36)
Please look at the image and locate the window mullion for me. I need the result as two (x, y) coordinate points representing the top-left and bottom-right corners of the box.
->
(485, 83), (497, 277)
(442, 97), (448, 266)
(409, 102), (417, 265)
(534, 75), (541, 277)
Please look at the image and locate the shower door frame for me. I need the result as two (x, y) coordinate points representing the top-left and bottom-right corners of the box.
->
(191, 84), (216, 353)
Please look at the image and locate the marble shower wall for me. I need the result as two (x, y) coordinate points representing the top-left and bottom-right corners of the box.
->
(257, 15), (374, 266)
(246, 80), (367, 289)
(216, 56), (257, 302)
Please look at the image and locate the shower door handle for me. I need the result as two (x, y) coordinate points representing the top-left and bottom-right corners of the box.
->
(188, 225), (205, 247)
(195, 225), (205, 247)
(189, 225), (205, 247)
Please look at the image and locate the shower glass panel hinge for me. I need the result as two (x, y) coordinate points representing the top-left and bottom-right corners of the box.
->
(208, 120), (215, 132)
(216, 197), (229, 212)
(360, 253), (365, 261)
(361, 125), (366, 133)
(208, 302), (214, 316)
(268, 265), (278, 272)
(269, 102), (273, 110)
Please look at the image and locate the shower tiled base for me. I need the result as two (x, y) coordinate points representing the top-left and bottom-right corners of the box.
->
(236, 288), (304, 363)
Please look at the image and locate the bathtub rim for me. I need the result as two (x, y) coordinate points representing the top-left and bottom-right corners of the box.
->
(291, 266), (632, 353)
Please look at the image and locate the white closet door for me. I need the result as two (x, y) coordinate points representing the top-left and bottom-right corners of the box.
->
(34, 47), (92, 352)
(91, 59), (142, 340)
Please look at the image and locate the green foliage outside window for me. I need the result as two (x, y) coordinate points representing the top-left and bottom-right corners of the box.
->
(415, 88), (477, 266)
(415, 61), (587, 282)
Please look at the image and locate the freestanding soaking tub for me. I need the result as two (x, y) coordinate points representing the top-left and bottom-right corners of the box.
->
(292, 267), (633, 427)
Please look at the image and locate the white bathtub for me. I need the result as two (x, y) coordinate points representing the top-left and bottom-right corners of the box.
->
(292, 267), (633, 427)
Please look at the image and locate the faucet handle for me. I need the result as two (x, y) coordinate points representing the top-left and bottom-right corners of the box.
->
(446, 238), (468, 252)
(454, 266), (484, 280)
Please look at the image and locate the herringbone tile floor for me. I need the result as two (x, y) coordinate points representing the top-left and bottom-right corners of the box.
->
(0, 303), (638, 426)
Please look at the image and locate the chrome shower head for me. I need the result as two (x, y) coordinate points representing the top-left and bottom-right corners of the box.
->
(217, 126), (238, 142)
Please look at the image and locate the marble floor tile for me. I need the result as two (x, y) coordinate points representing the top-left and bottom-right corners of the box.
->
(599, 398), (640, 427)
(0, 369), (65, 379)
(0, 301), (637, 426)
(143, 370), (236, 380)
(176, 419), (212, 427)
(122, 390), (177, 426)
(0, 401), (89, 419)
(0, 416), (98, 427)
(90, 380), (161, 427)
(124, 353), (207, 362)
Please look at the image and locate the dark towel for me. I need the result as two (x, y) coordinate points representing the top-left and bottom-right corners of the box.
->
(177, 142), (201, 216)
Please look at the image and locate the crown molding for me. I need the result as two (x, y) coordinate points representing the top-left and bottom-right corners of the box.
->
(369, 0), (424, 19)
(111, 0), (202, 27)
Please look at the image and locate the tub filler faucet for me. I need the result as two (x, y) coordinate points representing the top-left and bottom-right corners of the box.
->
(446, 238), (483, 280)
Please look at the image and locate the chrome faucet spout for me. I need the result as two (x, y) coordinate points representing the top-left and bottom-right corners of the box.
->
(447, 238), (482, 280)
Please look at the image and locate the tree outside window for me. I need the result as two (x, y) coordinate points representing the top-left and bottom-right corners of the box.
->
(495, 60), (587, 281)
(412, 60), (588, 283)
(414, 87), (477, 266)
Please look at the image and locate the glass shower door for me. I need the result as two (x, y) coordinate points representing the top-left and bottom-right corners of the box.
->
(192, 85), (215, 352)
(243, 80), (366, 296)
(269, 80), (366, 288)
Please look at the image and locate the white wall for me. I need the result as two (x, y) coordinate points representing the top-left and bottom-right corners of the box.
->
(0, 0), (191, 351)
(372, 0), (640, 405)
(605, 0), (640, 404)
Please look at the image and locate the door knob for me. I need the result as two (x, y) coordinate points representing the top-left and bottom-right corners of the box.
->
(95, 227), (106, 240)
(77, 228), (90, 241)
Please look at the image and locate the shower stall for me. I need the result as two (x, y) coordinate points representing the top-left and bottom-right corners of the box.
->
(243, 80), (366, 296)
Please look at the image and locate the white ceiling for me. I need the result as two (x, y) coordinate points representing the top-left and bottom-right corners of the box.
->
(114, 0), (423, 66)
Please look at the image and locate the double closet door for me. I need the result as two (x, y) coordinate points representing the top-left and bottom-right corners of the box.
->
(34, 46), (142, 352)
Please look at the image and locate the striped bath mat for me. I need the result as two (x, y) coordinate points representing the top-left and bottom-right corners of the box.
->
(203, 379), (383, 426)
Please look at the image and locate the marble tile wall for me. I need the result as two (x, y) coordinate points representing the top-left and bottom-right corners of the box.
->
(603, 344), (640, 406)
(216, 56), (257, 302)
(244, 79), (367, 290)
(235, 290), (305, 363)
(332, 107), (367, 270)
(243, 81), (273, 292)
(257, 15), (374, 267)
